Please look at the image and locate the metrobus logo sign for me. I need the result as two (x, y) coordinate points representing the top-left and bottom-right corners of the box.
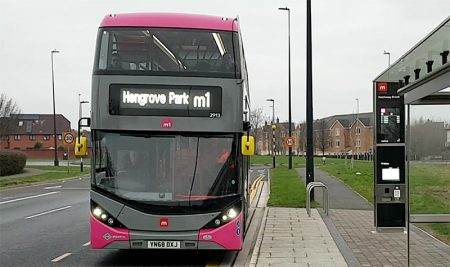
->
(161, 118), (173, 129)
(377, 82), (388, 94)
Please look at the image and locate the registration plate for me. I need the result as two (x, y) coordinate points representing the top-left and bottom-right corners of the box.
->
(148, 241), (180, 249)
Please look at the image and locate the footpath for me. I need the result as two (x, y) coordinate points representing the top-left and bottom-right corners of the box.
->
(249, 167), (450, 267)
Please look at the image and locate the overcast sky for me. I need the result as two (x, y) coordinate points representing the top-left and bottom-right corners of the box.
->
(1, 0), (449, 128)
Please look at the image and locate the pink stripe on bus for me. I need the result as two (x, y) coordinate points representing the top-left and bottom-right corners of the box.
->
(198, 213), (243, 250)
(90, 214), (129, 249)
(100, 13), (238, 32)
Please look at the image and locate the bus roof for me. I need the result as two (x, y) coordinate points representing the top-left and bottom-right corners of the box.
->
(100, 13), (238, 32)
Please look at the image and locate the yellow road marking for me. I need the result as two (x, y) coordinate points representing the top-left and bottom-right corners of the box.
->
(250, 175), (264, 204)
(51, 252), (72, 262)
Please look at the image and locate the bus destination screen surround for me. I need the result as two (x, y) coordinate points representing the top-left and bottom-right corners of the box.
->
(109, 84), (222, 117)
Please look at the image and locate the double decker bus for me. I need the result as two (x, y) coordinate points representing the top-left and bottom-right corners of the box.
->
(85, 13), (254, 251)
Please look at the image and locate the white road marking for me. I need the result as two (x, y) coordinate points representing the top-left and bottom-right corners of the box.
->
(44, 185), (62, 190)
(51, 252), (72, 262)
(82, 241), (91, 247)
(0, 191), (59, 205)
(25, 205), (72, 219)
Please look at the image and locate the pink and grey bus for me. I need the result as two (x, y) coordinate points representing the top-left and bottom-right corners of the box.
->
(88, 13), (253, 251)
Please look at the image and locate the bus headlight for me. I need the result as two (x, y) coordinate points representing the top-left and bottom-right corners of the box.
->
(202, 201), (242, 229)
(91, 201), (126, 229)
(227, 208), (237, 219)
(93, 207), (103, 217)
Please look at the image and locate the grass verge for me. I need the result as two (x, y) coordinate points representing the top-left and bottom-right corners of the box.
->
(267, 166), (312, 208)
(0, 166), (90, 188)
(251, 155), (306, 168)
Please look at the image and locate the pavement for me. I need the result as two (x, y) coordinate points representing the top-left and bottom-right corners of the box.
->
(250, 167), (450, 267)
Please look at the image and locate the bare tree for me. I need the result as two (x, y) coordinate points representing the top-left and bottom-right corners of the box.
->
(249, 106), (268, 154)
(410, 118), (446, 160)
(297, 121), (306, 156)
(314, 119), (329, 156)
(0, 94), (20, 142)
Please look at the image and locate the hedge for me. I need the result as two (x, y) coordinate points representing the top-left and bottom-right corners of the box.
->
(0, 150), (27, 176)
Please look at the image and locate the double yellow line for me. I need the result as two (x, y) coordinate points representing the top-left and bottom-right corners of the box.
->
(249, 175), (264, 205)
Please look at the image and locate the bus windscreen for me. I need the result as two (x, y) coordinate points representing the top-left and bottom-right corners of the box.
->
(93, 131), (238, 204)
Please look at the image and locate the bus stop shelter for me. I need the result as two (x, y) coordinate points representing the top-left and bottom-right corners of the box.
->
(373, 15), (449, 264)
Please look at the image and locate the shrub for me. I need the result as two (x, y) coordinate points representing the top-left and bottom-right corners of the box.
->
(0, 150), (27, 176)
(34, 142), (42, 150)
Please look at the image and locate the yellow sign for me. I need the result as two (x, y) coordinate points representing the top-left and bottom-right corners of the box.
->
(75, 136), (88, 156)
(62, 132), (75, 145)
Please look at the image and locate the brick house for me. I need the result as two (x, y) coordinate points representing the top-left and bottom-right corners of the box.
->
(0, 114), (71, 150)
(320, 112), (373, 156)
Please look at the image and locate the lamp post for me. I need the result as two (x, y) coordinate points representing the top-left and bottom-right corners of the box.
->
(383, 50), (391, 67)
(306, 0), (314, 200)
(51, 49), (60, 166)
(78, 93), (89, 119)
(278, 6), (293, 169)
(78, 93), (89, 172)
(266, 98), (275, 168)
(355, 98), (359, 159)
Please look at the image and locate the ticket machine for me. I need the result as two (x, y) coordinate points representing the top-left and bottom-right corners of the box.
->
(374, 82), (406, 229)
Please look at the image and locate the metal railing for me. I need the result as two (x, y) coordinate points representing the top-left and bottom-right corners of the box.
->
(306, 182), (329, 217)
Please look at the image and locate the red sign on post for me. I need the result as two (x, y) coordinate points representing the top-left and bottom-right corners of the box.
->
(284, 136), (295, 148)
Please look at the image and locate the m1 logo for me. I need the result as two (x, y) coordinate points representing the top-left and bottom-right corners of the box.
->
(160, 218), (169, 228)
(378, 82), (388, 94)
(161, 118), (173, 129)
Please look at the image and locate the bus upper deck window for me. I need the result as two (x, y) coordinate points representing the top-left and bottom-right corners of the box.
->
(98, 31), (110, 70)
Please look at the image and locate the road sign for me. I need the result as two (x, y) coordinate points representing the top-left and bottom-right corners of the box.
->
(63, 132), (75, 145)
(285, 136), (295, 148)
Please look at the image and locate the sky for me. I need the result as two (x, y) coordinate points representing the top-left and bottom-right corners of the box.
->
(1, 0), (449, 128)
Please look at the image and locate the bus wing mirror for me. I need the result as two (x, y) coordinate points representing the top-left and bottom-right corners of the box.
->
(241, 135), (255, 156)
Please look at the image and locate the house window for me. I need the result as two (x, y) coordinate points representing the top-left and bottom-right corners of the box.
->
(335, 140), (340, 148)
(356, 127), (361, 135)
(58, 134), (62, 140)
(335, 128), (340, 137)
(356, 139), (361, 148)
(43, 135), (50, 141)
(18, 121), (23, 126)
(14, 134), (21, 140)
(29, 135), (36, 141)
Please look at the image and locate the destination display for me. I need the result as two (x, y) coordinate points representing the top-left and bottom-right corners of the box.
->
(379, 107), (401, 143)
(375, 82), (404, 143)
(109, 84), (222, 117)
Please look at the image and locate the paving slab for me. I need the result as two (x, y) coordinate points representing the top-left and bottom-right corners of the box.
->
(252, 207), (348, 267)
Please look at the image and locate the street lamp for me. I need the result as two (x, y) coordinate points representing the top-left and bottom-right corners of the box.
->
(78, 93), (89, 119)
(355, 98), (359, 159)
(278, 6), (293, 169)
(383, 50), (391, 67)
(266, 99), (275, 168)
(78, 93), (89, 172)
(51, 49), (60, 166)
(355, 97), (359, 118)
(306, 0), (315, 200)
